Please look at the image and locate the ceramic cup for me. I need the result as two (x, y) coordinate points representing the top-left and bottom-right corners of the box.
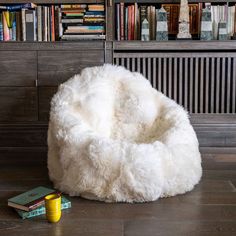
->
(45, 193), (61, 223)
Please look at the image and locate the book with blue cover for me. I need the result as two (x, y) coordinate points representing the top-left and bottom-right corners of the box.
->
(16, 195), (71, 219)
(0, 13), (3, 41)
(8, 186), (58, 211)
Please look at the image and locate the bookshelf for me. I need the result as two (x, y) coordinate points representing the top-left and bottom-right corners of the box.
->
(0, 0), (236, 152)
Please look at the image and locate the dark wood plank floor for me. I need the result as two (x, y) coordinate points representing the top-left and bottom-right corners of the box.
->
(1, 150), (236, 236)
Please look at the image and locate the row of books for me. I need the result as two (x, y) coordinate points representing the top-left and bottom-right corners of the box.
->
(62, 4), (105, 41)
(116, 3), (236, 40)
(8, 186), (71, 219)
(207, 4), (236, 39)
(0, 3), (105, 41)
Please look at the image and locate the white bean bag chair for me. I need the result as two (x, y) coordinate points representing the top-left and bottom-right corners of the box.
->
(48, 64), (202, 203)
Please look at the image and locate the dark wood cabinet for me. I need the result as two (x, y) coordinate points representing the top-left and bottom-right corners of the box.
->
(0, 51), (37, 86)
(0, 87), (38, 122)
(38, 50), (104, 86)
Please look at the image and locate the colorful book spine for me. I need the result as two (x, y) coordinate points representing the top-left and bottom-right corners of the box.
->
(12, 13), (16, 41)
(6, 3), (36, 11)
(0, 13), (3, 41)
(120, 2), (124, 41)
(51, 6), (55, 41)
(3, 12), (10, 41)
(16, 196), (71, 219)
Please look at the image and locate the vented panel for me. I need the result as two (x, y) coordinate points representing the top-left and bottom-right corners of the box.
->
(114, 52), (236, 114)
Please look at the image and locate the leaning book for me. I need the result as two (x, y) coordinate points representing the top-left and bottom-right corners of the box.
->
(15, 195), (71, 219)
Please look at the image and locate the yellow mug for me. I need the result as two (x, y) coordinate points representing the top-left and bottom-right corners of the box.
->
(45, 193), (61, 223)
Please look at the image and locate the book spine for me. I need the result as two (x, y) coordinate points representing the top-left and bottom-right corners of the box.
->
(147, 6), (151, 39)
(12, 13), (16, 41)
(18, 201), (71, 220)
(44, 7), (48, 41)
(47, 6), (51, 41)
(125, 7), (128, 40)
(54, 6), (59, 40)
(6, 3), (35, 11)
(51, 6), (55, 42)
(128, 6), (132, 40)
(131, 4), (134, 40)
(33, 10), (37, 41)
(58, 7), (63, 38)
(134, 3), (138, 40)
(21, 9), (26, 41)
(151, 6), (156, 40)
(120, 2), (124, 41)
(116, 4), (120, 40)
(0, 13), (3, 41)
(16, 12), (21, 41)
(37, 6), (42, 41)
(25, 10), (35, 41)
(28, 199), (44, 211)
(3, 11), (10, 41)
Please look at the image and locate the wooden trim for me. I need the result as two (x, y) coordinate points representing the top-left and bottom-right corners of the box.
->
(114, 52), (236, 58)
(190, 114), (236, 124)
(0, 42), (104, 51)
(0, 0), (104, 3)
(114, 0), (236, 3)
(113, 41), (236, 51)
(200, 147), (236, 154)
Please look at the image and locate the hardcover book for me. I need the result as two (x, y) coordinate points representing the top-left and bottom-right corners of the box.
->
(8, 186), (57, 212)
(16, 195), (71, 219)
(25, 9), (34, 41)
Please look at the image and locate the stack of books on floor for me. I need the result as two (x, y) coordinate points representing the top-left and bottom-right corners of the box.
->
(7, 186), (71, 219)
(0, 3), (105, 41)
(61, 4), (105, 40)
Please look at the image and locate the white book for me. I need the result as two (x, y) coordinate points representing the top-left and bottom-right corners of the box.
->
(21, 9), (26, 41)
(33, 10), (37, 41)
(58, 7), (63, 38)
(61, 34), (105, 40)
(44, 6), (47, 41)
(47, 6), (50, 41)
(37, 6), (42, 41)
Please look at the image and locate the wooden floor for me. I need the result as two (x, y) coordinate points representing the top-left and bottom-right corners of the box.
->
(1, 150), (236, 236)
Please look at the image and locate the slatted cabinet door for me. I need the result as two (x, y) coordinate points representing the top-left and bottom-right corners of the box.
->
(114, 52), (236, 114)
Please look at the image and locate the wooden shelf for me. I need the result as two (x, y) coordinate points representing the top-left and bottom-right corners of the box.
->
(114, 0), (236, 3)
(0, 41), (104, 50)
(113, 40), (236, 51)
(0, 0), (104, 4)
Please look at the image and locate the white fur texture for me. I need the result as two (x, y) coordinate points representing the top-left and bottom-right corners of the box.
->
(48, 64), (202, 203)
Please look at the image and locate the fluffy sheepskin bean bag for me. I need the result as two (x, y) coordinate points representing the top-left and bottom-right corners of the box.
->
(48, 64), (202, 203)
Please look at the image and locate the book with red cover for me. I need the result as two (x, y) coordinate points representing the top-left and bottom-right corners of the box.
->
(120, 2), (124, 40)
(51, 6), (55, 41)
(131, 4), (134, 40)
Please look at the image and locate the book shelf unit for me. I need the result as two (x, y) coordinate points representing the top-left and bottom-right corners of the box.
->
(0, 0), (235, 152)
